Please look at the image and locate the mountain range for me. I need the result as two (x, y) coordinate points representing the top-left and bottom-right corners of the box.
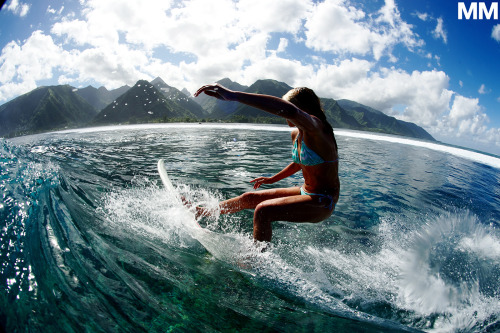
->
(0, 77), (435, 141)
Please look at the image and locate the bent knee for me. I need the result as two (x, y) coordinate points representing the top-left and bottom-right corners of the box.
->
(254, 201), (267, 214)
(254, 201), (279, 222)
(239, 191), (256, 201)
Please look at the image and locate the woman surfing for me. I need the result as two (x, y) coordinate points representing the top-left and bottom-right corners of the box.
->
(194, 84), (340, 243)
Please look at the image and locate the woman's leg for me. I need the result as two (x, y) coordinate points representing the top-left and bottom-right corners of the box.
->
(219, 187), (301, 214)
(196, 187), (300, 218)
(253, 195), (333, 242)
(196, 187), (334, 242)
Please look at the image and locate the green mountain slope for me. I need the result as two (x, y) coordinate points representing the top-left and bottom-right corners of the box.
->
(320, 98), (361, 128)
(151, 77), (206, 118)
(0, 85), (97, 137)
(75, 85), (130, 111)
(93, 80), (202, 124)
(337, 99), (435, 140)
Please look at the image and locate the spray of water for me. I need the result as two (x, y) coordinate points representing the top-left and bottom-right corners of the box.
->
(101, 181), (500, 332)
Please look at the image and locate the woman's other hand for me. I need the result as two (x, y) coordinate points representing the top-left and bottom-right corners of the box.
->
(250, 177), (273, 190)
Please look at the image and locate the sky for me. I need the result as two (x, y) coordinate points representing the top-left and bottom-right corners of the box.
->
(1, 0), (500, 155)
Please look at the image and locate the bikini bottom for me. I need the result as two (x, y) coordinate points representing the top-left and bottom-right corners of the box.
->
(300, 186), (335, 211)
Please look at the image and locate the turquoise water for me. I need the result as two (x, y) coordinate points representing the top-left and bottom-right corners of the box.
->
(1, 123), (499, 332)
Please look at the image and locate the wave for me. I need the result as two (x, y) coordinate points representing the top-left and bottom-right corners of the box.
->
(8, 124), (499, 332)
(293, 210), (500, 332)
(335, 130), (500, 170)
(0, 139), (62, 327)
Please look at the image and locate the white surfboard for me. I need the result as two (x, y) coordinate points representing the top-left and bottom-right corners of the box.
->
(157, 159), (202, 230)
(157, 159), (253, 260)
(158, 159), (181, 202)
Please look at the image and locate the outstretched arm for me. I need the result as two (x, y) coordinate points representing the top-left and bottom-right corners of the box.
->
(250, 162), (301, 189)
(194, 84), (319, 131)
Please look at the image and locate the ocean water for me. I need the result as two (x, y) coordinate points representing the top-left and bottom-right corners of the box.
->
(1, 123), (499, 332)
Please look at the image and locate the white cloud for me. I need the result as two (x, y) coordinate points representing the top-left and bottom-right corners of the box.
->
(304, 0), (422, 60)
(478, 84), (488, 94)
(448, 95), (481, 128)
(484, 128), (500, 148)
(276, 38), (289, 54)
(304, 1), (372, 55)
(146, 0), (239, 54)
(5, 0), (30, 17)
(63, 45), (151, 88)
(236, 0), (311, 34)
(5, 0), (427, 95)
(305, 62), (500, 151)
(0, 31), (66, 101)
(432, 17), (447, 44)
(415, 12), (447, 46)
(310, 58), (373, 98)
(240, 55), (313, 88)
(433, 95), (500, 150)
(47, 5), (64, 15)
(492, 24), (500, 42)
(317, 67), (453, 128)
(46, 0), (314, 91)
(457, 114), (488, 137)
(415, 12), (429, 21)
(52, 19), (118, 47)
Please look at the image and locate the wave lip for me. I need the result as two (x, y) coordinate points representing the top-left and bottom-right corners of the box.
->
(335, 129), (500, 169)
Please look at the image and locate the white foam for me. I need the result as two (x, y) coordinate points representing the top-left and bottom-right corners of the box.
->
(392, 212), (500, 331)
(102, 182), (199, 248)
(458, 231), (500, 260)
(101, 181), (397, 327)
(293, 212), (500, 332)
(55, 123), (292, 135)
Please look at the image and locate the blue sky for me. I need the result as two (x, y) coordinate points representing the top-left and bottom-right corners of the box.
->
(1, 0), (500, 155)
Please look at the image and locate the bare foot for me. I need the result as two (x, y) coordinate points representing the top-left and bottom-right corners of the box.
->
(195, 206), (211, 220)
(181, 195), (192, 208)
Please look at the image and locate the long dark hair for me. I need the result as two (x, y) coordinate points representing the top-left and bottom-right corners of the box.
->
(283, 87), (338, 152)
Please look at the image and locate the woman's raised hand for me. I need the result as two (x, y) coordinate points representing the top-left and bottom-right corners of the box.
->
(194, 84), (234, 101)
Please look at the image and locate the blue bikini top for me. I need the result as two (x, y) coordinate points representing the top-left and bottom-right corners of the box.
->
(292, 137), (338, 166)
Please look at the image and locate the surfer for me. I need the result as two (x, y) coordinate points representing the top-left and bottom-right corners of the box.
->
(194, 84), (340, 242)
